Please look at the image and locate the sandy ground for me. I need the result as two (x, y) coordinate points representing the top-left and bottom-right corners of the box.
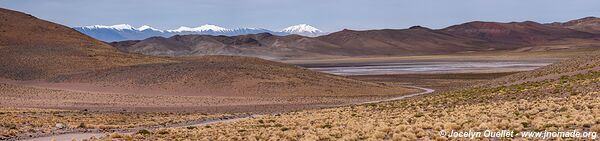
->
(22, 133), (104, 141)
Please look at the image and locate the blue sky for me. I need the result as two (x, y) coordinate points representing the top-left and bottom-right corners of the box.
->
(1, 0), (599, 32)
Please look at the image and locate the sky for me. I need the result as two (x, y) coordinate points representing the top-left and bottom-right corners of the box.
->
(0, 0), (599, 32)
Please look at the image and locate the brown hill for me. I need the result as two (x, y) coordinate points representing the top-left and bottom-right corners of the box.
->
(111, 33), (350, 59)
(316, 27), (494, 54)
(0, 8), (169, 80)
(51, 56), (408, 97)
(441, 21), (596, 45)
(547, 17), (600, 34)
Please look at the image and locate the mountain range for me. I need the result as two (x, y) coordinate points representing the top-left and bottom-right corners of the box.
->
(74, 24), (326, 42)
(110, 17), (600, 59)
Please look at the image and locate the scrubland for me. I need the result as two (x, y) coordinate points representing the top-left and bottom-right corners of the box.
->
(104, 70), (600, 140)
(0, 108), (228, 140)
(351, 72), (517, 92)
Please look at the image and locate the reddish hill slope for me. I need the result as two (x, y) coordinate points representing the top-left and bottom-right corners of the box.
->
(111, 33), (349, 59)
(0, 8), (168, 80)
(441, 21), (596, 45)
(51, 56), (410, 97)
(316, 27), (495, 54)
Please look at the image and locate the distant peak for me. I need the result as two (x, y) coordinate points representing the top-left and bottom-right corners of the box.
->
(580, 16), (600, 20)
(281, 24), (322, 33)
(571, 16), (600, 23)
(167, 24), (231, 32)
(168, 26), (192, 32)
(198, 24), (229, 31)
(137, 25), (163, 32)
(520, 21), (541, 25)
(79, 24), (166, 32)
(234, 27), (268, 30)
(82, 24), (135, 31)
(408, 26), (430, 30)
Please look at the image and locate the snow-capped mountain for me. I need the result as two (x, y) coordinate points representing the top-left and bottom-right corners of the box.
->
(137, 25), (163, 32)
(167, 24), (231, 32)
(73, 24), (325, 42)
(74, 24), (166, 42)
(82, 24), (136, 31)
(281, 24), (326, 37)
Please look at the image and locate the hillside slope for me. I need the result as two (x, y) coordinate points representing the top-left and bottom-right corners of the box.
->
(441, 21), (596, 45)
(494, 49), (600, 85)
(51, 56), (408, 97)
(111, 33), (349, 59)
(316, 27), (494, 55)
(0, 8), (169, 80)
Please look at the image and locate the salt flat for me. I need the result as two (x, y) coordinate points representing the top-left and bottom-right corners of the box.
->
(302, 61), (553, 75)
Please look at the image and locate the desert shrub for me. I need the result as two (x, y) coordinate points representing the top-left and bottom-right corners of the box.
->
(591, 125), (600, 132)
(2, 123), (17, 130)
(320, 124), (332, 129)
(156, 129), (169, 135)
(136, 129), (151, 135)
(109, 132), (122, 138)
(521, 122), (530, 128)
